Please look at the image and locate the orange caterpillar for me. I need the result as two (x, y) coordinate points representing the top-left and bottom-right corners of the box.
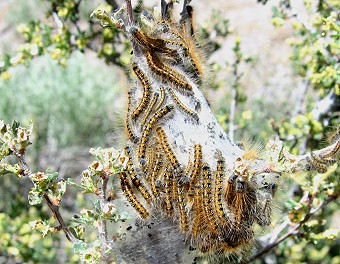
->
(188, 144), (202, 196)
(163, 168), (174, 216)
(138, 105), (174, 162)
(131, 63), (152, 120)
(145, 50), (194, 95)
(201, 164), (219, 234)
(155, 126), (181, 172)
(119, 172), (149, 219)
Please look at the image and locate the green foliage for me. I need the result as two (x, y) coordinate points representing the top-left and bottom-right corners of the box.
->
(252, 1), (340, 263)
(0, 54), (120, 156)
(0, 0), (131, 76)
(0, 120), (129, 262)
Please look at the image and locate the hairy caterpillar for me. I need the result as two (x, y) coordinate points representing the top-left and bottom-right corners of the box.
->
(154, 85), (165, 111)
(120, 172), (149, 219)
(202, 164), (219, 234)
(188, 144), (202, 196)
(125, 91), (139, 143)
(156, 126), (181, 172)
(145, 50), (194, 95)
(163, 168), (174, 216)
(131, 63), (152, 120)
(174, 179), (189, 232)
(167, 85), (199, 122)
(141, 92), (159, 127)
(214, 157), (226, 219)
(138, 105), (174, 162)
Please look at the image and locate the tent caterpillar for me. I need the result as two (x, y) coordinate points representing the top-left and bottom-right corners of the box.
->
(120, 172), (149, 219)
(131, 63), (152, 120)
(138, 105), (174, 162)
(155, 126), (181, 172)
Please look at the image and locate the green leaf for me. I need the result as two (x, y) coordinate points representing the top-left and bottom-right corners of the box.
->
(28, 189), (43, 205)
(73, 240), (87, 254)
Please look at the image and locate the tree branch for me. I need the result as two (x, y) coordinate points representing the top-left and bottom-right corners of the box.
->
(13, 147), (78, 244)
(249, 194), (339, 262)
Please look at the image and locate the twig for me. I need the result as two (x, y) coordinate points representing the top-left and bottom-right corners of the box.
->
(43, 194), (78, 244)
(52, 12), (64, 33)
(99, 178), (109, 243)
(268, 218), (290, 244)
(125, 0), (134, 27)
(292, 79), (309, 116)
(228, 80), (237, 142)
(249, 194), (338, 262)
(13, 148), (78, 244)
(98, 177), (111, 263)
(228, 58), (242, 141)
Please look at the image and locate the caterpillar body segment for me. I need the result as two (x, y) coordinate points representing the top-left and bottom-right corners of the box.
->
(214, 158), (226, 219)
(124, 146), (153, 204)
(131, 63), (152, 120)
(322, 139), (340, 159)
(226, 173), (238, 208)
(167, 86), (199, 122)
(149, 151), (163, 197)
(154, 86), (166, 111)
(155, 126), (181, 172)
(129, 172), (153, 204)
(173, 179), (189, 232)
(201, 164), (219, 234)
(126, 91), (139, 143)
(306, 155), (328, 173)
(164, 38), (203, 79)
(145, 50), (194, 95)
(232, 177), (257, 225)
(163, 169), (174, 216)
(120, 172), (149, 219)
(141, 92), (159, 127)
(130, 26), (178, 56)
(138, 104), (174, 162)
(188, 144), (202, 196)
(191, 185), (204, 238)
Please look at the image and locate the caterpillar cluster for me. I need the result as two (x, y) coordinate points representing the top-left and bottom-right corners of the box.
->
(117, 2), (270, 258)
(101, 0), (340, 260)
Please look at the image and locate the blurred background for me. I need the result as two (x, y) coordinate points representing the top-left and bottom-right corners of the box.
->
(0, 0), (339, 263)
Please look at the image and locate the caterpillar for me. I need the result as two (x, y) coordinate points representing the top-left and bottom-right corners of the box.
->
(131, 63), (152, 120)
(202, 164), (219, 234)
(125, 91), (139, 143)
(191, 185), (204, 238)
(322, 139), (340, 159)
(138, 105), (174, 162)
(154, 85), (165, 111)
(130, 26), (178, 56)
(214, 157), (225, 219)
(145, 50), (194, 95)
(120, 172), (149, 219)
(173, 178), (189, 232)
(167, 86), (199, 122)
(141, 92), (159, 127)
(149, 150), (163, 197)
(92, 0), (340, 260)
(188, 144), (202, 196)
(163, 168), (174, 216)
(155, 126), (181, 172)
